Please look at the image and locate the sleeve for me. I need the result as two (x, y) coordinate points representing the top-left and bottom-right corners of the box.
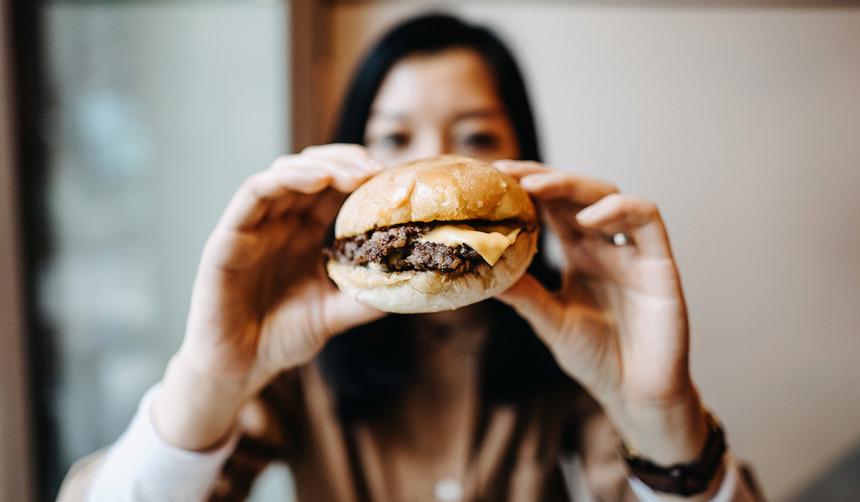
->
(84, 384), (241, 502)
(59, 372), (299, 502)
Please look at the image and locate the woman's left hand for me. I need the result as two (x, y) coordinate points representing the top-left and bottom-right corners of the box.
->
(494, 160), (710, 467)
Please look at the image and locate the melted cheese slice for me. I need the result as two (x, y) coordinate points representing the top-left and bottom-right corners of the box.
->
(419, 225), (521, 266)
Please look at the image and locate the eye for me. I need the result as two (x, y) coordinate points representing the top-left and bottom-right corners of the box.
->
(458, 132), (499, 150)
(373, 132), (410, 150)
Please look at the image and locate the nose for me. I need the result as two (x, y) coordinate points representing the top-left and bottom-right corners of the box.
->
(410, 131), (447, 159)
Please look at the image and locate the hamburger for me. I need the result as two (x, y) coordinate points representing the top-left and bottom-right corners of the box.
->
(324, 155), (539, 313)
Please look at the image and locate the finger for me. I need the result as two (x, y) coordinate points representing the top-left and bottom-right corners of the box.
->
(496, 274), (564, 339)
(540, 203), (599, 278)
(519, 171), (618, 206)
(493, 161), (618, 206)
(301, 144), (385, 174)
(303, 190), (345, 230)
(272, 156), (372, 193)
(575, 194), (672, 259)
(265, 150), (380, 220)
(492, 159), (550, 180)
(540, 199), (585, 244)
(322, 287), (387, 336)
(200, 227), (269, 272)
(220, 167), (332, 230)
(541, 199), (633, 262)
(275, 192), (324, 219)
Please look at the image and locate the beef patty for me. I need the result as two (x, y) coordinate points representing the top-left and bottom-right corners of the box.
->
(325, 222), (484, 275)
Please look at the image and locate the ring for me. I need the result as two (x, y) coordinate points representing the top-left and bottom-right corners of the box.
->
(609, 232), (632, 246)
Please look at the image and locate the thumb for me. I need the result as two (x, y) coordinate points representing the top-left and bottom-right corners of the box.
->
(496, 274), (562, 337)
(322, 288), (387, 336)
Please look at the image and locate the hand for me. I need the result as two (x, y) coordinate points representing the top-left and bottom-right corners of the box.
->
(494, 160), (710, 468)
(154, 145), (386, 450)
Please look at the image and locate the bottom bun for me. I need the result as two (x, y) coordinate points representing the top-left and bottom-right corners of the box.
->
(326, 230), (538, 314)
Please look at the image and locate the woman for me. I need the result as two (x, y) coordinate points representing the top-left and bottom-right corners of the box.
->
(61, 13), (760, 502)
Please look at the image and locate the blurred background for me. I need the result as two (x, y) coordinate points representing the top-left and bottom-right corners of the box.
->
(1, 1), (858, 501)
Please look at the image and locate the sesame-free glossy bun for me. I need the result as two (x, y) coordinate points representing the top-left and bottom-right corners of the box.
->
(334, 155), (536, 238)
(327, 229), (538, 313)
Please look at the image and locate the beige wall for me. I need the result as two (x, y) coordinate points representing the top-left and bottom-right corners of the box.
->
(321, 3), (860, 500)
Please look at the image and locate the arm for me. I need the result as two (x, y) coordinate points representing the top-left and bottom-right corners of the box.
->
(60, 145), (386, 500)
(494, 160), (760, 501)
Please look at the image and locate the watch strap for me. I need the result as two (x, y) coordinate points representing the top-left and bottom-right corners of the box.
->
(621, 411), (727, 496)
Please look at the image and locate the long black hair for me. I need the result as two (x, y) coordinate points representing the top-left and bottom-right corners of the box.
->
(319, 13), (578, 422)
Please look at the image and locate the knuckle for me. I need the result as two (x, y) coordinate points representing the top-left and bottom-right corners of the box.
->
(336, 143), (364, 153)
(633, 197), (659, 216)
(301, 144), (324, 154)
(268, 154), (294, 170)
(645, 200), (659, 215)
(240, 172), (263, 191)
(614, 195), (659, 220)
(305, 143), (364, 157)
(521, 160), (543, 170)
(603, 192), (625, 205)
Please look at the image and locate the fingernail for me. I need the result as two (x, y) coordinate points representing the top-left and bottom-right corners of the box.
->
(576, 206), (600, 222)
(519, 175), (542, 190)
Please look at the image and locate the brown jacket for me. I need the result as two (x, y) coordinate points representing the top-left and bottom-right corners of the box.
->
(59, 362), (761, 501)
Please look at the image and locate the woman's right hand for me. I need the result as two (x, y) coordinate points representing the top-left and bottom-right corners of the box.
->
(153, 145), (386, 450)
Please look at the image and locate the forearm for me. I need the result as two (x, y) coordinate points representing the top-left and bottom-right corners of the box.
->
(152, 352), (252, 451)
(602, 386), (709, 465)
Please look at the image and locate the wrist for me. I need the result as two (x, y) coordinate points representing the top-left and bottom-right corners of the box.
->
(152, 353), (252, 451)
(601, 386), (710, 466)
(624, 410), (728, 500)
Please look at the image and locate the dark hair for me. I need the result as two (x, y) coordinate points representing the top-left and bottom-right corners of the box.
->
(333, 13), (541, 161)
(319, 13), (577, 422)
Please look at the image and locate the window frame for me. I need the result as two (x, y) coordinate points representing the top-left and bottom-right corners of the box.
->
(3, 1), (319, 500)
(1, 0), (37, 499)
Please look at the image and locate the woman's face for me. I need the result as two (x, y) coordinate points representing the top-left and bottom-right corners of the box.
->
(365, 48), (520, 166)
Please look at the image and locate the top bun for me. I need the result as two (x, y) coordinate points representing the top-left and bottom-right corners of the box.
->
(335, 155), (536, 238)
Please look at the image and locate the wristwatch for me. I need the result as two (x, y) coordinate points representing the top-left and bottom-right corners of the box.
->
(620, 411), (727, 496)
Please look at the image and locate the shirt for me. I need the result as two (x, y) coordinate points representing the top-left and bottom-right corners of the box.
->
(59, 361), (760, 502)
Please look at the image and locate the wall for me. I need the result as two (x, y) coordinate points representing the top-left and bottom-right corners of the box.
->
(321, 3), (860, 499)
